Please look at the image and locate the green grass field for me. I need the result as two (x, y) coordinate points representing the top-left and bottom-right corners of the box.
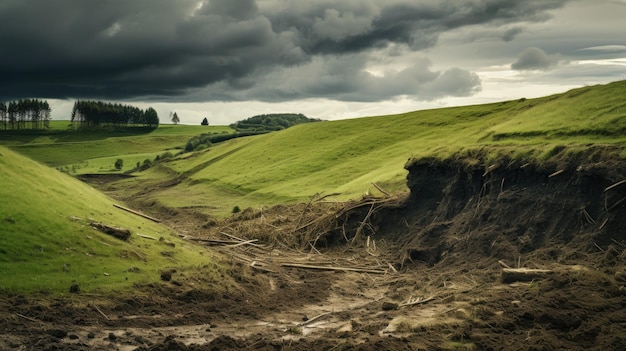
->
(0, 146), (219, 293)
(1, 123), (233, 169)
(128, 81), (626, 216)
(1, 80), (625, 293)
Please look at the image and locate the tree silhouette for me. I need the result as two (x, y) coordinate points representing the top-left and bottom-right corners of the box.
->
(171, 112), (180, 125)
(71, 100), (158, 129)
(201, 117), (209, 126)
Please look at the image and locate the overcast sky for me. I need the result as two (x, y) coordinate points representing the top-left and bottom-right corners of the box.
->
(1, 0), (625, 125)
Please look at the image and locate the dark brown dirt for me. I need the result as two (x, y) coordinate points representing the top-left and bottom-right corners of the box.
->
(3, 155), (626, 350)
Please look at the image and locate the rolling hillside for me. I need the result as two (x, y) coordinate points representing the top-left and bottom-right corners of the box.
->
(116, 80), (626, 216)
(0, 146), (213, 293)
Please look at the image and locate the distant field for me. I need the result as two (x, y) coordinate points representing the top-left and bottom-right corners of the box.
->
(0, 122), (233, 169)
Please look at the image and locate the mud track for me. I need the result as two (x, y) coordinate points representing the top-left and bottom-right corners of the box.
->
(3, 155), (626, 350)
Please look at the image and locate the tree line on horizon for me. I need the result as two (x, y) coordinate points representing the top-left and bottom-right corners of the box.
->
(71, 100), (159, 129)
(0, 99), (51, 130)
(229, 113), (321, 132)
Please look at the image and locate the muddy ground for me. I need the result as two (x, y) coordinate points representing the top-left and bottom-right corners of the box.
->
(2, 156), (626, 350)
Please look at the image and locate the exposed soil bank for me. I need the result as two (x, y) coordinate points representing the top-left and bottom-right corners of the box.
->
(3, 154), (626, 350)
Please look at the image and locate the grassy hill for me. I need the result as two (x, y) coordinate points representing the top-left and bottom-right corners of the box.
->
(0, 81), (624, 291)
(2, 123), (233, 173)
(117, 81), (626, 216)
(0, 146), (214, 293)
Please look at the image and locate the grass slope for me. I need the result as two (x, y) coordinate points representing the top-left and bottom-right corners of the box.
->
(134, 81), (626, 216)
(2, 123), (233, 172)
(0, 146), (213, 293)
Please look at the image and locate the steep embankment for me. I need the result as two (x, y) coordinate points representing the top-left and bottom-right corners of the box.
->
(0, 146), (211, 293)
(381, 148), (626, 266)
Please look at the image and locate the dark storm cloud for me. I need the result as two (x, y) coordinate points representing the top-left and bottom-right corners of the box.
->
(197, 55), (481, 102)
(502, 27), (523, 42)
(511, 47), (563, 71)
(0, 0), (570, 102)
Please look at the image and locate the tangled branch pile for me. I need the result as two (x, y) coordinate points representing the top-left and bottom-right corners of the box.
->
(202, 192), (408, 251)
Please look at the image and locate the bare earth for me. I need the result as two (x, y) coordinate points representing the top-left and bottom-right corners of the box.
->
(2, 157), (626, 350)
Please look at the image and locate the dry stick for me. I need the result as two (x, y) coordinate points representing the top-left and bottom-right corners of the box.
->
(90, 304), (109, 320)
(280, 263), (387, 274)
(308, 242), (322, 255)
(548, 169), (564, 178)
(582, 208), (596, 224)
(483, 163), (500, 177)
(399, 296), (435, 308)
(352, 203), (376, 244)
(498, 260), (512, 269)
(611, 239), (626, 248)
(594, 243), (605, 252)
(599, 218), (609, 230)
(298, 311), (334, 326)
(113, 204), (161, 223)
(605, 180), (626, 192)
(131, 250), (146, 261)
(137, 233), (158, 240)
(224, 239), (259, 248)
(188, 237), (240, 245)
(371, 182), (391, 197)
(220, 232), (265, 248)
(607, 196), (626, 212)
(294, 193), (319, 231)
(16, 313), (40, 323)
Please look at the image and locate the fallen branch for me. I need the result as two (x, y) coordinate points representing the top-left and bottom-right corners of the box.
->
(582, 208), (596, 224)
(224, 239), (259, 248)
(498, 260), (512, 269)
(187, 237), (240, 245)
(548, 169), (564, 178)
(483, 163), (500, 177)
(89, 304), (109, 320)
(90, 222), (131, 241)
(113, 204), (161, 223)
(371, 182), (391, 197)
(605, 180), (626, 192)
(502, 268), (553, 283)
(250, 261), (276, 273)
(399, 296), (435, 308)
(607, 196), (626, 212)
(280, 263), (387, 274)
(16, 313), (40, 323)
(298, 311), (333, 326)
(220, 232), (265, 248)
(137, 233), (158, 240)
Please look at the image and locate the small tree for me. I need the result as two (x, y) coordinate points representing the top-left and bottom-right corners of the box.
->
(114, 158), (124, 170)
(201, 117), (209, 126)
(171, 112), (180, 125)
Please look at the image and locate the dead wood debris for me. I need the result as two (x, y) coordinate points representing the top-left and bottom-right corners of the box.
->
(501, 268), (553, 283)
(113, 203), (161, 223)
(90, 222), (131, 241)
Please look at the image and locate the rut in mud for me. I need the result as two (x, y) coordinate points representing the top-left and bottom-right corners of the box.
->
(2, 153), (626, 350)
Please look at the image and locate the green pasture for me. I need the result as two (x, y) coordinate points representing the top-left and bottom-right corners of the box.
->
(0, 146), (219, 293)
(0, 122), (233, 167)
(1, 80), (625, 293)
(133, 81), (626, 216)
